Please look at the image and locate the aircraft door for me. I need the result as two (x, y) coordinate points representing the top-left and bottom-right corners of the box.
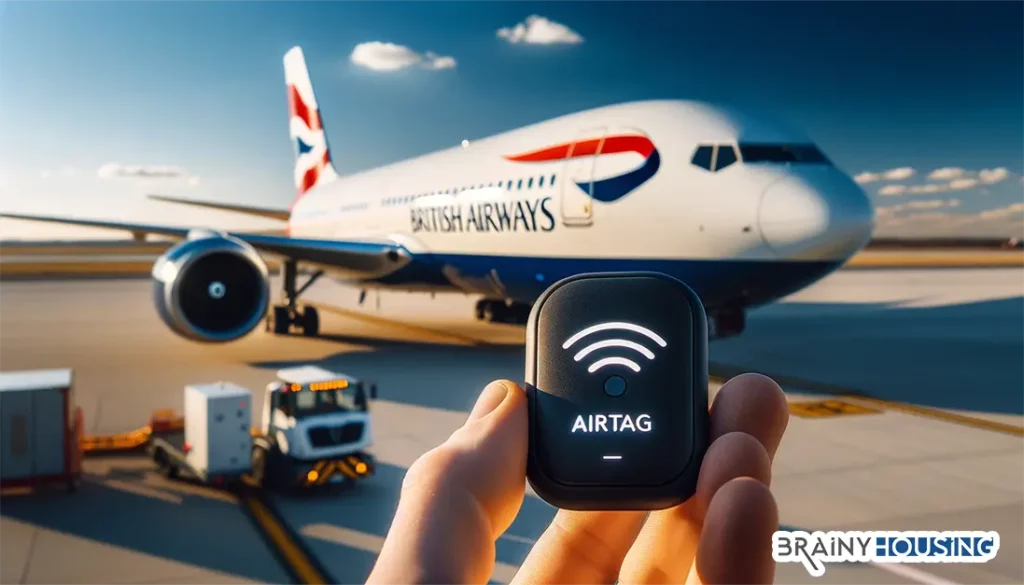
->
(559, 126), (608, 227)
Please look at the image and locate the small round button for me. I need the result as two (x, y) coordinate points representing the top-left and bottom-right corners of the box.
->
(604, 375), (627, 397)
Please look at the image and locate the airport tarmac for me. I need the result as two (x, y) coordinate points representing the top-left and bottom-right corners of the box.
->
(0, 267), (1021, 584)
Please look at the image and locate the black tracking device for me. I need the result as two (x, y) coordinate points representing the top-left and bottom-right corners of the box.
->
(525, 272), (710, 511)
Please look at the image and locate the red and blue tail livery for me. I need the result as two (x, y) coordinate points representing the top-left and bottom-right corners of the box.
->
(284, 46), (338, 202)
(504, 135), (661, 203)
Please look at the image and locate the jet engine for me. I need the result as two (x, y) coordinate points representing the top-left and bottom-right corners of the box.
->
(151, 231), (270, 342)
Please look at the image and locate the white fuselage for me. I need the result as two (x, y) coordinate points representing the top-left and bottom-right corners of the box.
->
(285, 100), (874, 309)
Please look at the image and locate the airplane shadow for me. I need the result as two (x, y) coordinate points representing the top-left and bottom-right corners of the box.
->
(0, 461), (290, 583)
(255, 296), (1024, 416)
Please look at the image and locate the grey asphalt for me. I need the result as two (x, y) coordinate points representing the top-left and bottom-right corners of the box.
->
(0, 267), (1021, 584)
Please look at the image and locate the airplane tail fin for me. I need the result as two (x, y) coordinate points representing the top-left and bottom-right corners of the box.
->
(284, 46), (338, 208)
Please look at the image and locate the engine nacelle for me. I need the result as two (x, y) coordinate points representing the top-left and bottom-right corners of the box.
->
(151, 234), (270, 342)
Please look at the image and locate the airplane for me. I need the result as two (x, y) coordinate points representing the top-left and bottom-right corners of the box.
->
(1, 46), (874, 344)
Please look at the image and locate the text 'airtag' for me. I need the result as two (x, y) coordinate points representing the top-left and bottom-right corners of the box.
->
(571, 413), (653, 433)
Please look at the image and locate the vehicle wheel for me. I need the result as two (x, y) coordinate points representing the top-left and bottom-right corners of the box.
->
(301, 307), (319, 337)
(272, 306), (290, 335)
(154, 448), (179, 479)
(250, 445), (268, 487)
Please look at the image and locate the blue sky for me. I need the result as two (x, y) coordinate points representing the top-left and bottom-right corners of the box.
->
(1, 1), (1021, 239)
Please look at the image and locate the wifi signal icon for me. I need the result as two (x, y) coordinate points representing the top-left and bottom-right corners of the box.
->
(562, 321), (668, 374)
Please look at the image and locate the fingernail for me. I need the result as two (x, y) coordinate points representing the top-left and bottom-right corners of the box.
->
(468, 381), (509, 422)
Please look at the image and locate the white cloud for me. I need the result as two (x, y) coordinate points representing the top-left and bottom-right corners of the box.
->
(948, 178), (979, 191)
(905, 198), (961, 210)
(927, 167), (966, 181)
(978, 167), (1009, 185)
(98, 163), (183, 179)
(96, 163), (200, 187)
(874, 201), (1024, 238)
(907, 183), (948, 194)
(497, 15), (583, 45)
(349, 42), (455, 72)
(978, 202), (1024, 220)
(854, 167), (914, 184)
(877, 198), (961, 215)
(883, 167), (915, 181)
(866, 166), (1017, 196)
(854, 172), (881, 184)
(878, 184), (908, 196)
(422, 52), (456, 70)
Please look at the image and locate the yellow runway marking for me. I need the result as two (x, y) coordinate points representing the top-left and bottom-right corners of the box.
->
(847, 251), (1023, 267)
(0, 262), (157, 276)
(788, 399), (883, 418)
(710, 367), (1024, 437)
(309, 302), (488, 347)
(845, 394), (1024, 437)
(241, 494), (329, 585)
(0, 244), (171, 256)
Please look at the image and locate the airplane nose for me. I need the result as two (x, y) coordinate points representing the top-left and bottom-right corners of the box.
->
(758, 172), (874, 260)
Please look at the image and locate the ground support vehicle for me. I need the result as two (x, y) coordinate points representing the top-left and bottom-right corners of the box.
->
(148, 367), (377, 491)
(250, 365), (377, 490)
(0, 369), (84, 493)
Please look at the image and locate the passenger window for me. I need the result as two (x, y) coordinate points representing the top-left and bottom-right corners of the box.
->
(691, 145), (713, 171)
(551, 174), (556, 186)
(527, 177), (534, 189)
(498, 181), (503, 187)
(539, 176), (545, 187)
(517, 179), (523, 190)
(507, 181), (513, 190)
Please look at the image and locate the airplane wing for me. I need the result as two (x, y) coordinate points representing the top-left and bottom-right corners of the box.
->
(146, 194), (291, 221)
(0, 212), (412, 280)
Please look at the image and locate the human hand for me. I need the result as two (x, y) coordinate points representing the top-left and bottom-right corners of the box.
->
(367, 373), (790, 584)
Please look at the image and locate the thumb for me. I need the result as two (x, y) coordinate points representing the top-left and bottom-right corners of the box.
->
(367, 380), (528, 585)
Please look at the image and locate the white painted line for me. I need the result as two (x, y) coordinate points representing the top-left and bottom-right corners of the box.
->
(870, 562), (961, 585)
(499, 533), (536, 545)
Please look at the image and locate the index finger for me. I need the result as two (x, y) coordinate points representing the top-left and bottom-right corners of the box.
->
(368, 381), (529, 585)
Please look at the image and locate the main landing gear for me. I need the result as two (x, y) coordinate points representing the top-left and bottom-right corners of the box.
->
(475, 299), (532, 326)
(266, 259), (324, 337)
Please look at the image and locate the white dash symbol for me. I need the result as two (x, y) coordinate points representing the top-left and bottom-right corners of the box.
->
(603, 455), (622, 460)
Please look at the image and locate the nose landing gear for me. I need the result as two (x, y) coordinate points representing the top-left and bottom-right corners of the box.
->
(708, 307), (746, 340)
(266, 259), (323, 337)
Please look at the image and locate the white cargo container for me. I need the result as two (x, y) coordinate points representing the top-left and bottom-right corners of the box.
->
(0, 369), (83, 491)
(183, 382), (252, 480)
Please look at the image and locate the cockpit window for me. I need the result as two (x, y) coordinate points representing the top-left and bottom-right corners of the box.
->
(738, 144), (830, 164)
(713, 145), (737, 171)
(691, 145), (713, 171)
